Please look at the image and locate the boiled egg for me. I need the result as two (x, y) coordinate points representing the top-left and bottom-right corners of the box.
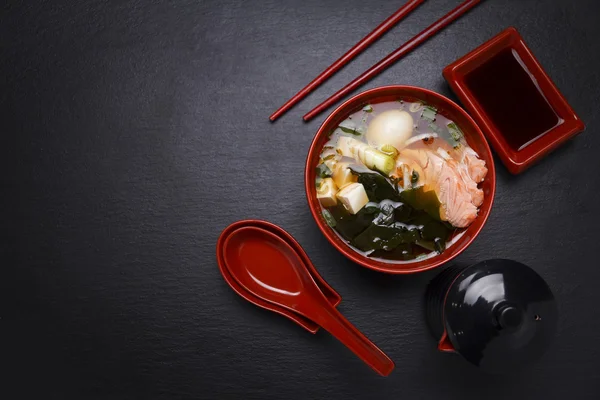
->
(366, 110), (414, 150)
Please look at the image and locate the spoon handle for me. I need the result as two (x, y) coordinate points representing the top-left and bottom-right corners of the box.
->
(312, 301), (395, 376)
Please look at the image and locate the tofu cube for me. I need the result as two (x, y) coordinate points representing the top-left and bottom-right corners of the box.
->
(333, 162), (357, 189)
(336, 183), (369, 214)
(337, 136), (355, 158)
(317, 178), (338, 207)
(324, 158), (338, 172)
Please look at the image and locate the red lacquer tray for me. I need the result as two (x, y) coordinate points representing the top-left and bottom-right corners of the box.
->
(443, 27), (585, 174)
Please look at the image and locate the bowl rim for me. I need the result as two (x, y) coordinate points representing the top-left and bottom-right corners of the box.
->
(304, 85), (496, 274)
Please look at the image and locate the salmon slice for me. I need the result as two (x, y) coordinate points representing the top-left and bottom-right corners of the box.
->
(417, 138), (488, 184)
(395, 146), (487, 228)
(452, 145), (488, 184)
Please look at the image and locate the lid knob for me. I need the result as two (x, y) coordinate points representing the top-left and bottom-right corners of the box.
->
(496, 304), (523, 330)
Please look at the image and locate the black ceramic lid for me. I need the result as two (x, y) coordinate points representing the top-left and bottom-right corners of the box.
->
(444, 259), (557, 373)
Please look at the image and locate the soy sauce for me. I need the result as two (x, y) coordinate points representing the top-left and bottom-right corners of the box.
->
(464, 48), (562, 151)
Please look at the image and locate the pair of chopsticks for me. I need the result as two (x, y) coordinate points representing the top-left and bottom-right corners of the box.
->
(270, 0), (481, 122)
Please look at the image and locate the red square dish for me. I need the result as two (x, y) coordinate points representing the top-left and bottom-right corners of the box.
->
(443, 27), (585, 174)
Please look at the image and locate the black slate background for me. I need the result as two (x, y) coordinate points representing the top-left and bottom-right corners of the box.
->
(2, 0), (600, 399)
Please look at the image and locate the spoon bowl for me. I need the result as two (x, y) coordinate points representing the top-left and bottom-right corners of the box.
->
(223, 226), (395, 376)
(217, 220), (342, 334)
(224, 227), (308, 303)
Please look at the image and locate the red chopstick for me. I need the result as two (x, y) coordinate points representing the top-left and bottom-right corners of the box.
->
(269, 0), (426, 122)
(303, 0), (482, 122)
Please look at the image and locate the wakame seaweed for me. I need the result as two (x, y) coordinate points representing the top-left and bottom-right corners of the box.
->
(327, 203), (377, 241)
(400, 186), (443, 221)
(350, 169), (402, 202)
(352, 223), (420, 252)
(329, 194), (454, 257)
(323, 167), (455, 257)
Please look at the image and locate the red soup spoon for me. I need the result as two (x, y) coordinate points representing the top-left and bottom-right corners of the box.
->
(222, 226), (395, 376)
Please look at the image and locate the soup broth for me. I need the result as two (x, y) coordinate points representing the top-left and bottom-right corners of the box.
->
(316, 100), (488, 263)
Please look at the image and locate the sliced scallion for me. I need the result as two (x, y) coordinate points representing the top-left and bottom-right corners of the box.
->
(316, 163), (332, 178)
(447, 122), (464, 142)
(337, 137), (395, 176)
(355, 124), (367, 136)
(421, 105), (437, 122)
(338, 119), (359, 135)
(409, 102), (423, 113)
(380, 144), (399, 158)
(322, 209), (336, 227)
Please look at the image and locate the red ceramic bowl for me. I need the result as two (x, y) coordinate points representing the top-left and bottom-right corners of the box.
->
(304, 85), (496, 274)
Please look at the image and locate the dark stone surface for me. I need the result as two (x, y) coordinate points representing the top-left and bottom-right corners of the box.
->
(2, 0), (599, 398)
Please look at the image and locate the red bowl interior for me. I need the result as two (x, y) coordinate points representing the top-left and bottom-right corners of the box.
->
(304, 85), (496, 274)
